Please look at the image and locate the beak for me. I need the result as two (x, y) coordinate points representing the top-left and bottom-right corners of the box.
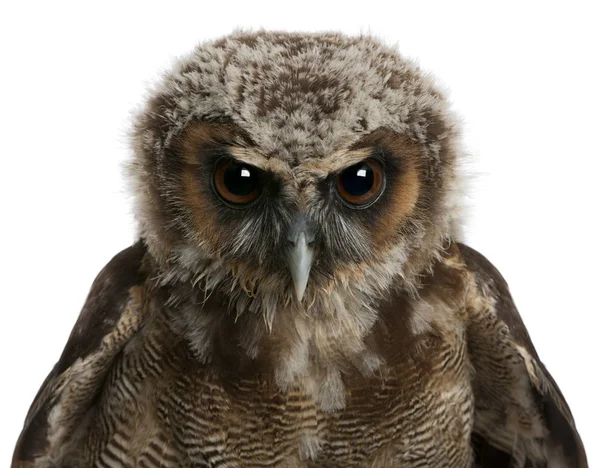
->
(286, 214), (315, 302)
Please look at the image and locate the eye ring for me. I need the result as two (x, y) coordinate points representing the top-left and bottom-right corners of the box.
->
(336, 159), (385, 208)
(213, 158), (261, 207)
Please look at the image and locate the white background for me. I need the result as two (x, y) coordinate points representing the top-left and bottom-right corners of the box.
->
(1, 1), (598, 465)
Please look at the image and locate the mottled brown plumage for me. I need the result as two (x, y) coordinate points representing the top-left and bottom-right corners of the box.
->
(13, 31), (586, 467)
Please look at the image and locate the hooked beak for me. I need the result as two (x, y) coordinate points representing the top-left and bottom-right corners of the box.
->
(286, 214), (315, 302)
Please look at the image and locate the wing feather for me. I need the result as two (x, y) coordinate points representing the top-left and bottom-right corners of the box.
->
(12, 241), (148, 467)
(458, 243), (587, 467)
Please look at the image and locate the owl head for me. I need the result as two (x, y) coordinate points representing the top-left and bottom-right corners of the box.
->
(129, 31), (462, 328)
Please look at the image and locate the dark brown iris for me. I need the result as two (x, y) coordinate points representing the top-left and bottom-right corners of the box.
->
(214, 159), (261, 205)
(336, 160), (385, 207)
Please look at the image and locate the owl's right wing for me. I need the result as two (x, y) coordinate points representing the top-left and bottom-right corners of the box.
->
(12, 241), (148, 467)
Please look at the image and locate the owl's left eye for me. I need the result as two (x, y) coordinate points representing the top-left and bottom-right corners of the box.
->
(336, 160), (385, 207)
(213, 158), (261, 206)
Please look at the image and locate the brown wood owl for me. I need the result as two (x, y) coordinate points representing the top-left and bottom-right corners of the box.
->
(12, 31), (587, 467)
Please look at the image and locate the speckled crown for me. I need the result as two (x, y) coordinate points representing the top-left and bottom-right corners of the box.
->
(130, 30), (463, 265)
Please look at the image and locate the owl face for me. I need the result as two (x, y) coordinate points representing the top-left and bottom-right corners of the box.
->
(168, 122), (423, 302)
(130, 31), (461, 312)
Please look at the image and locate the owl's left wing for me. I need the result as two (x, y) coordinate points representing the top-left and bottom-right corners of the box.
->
(458, 244), (587, 467)
(12, 241), (148, 467)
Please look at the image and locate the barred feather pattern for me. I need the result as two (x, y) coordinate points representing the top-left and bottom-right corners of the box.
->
(60, 324), (473, 467)
(14, 242), (587, 467)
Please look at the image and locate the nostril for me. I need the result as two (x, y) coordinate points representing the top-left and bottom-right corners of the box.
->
(287, 232), (314, 249)
(287, 213), (315, 249)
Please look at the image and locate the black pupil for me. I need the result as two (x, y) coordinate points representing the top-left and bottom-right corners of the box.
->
(224, 163), (257, 196)
(340, 163), (374, 196)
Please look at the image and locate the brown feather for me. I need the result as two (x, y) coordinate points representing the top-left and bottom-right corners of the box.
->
(459, 243), (587, 467)
(13, 241), (148, 466)
(13, 242), (588, 467)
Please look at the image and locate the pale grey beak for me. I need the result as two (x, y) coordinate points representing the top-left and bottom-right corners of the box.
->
(287, 214), (315, 302)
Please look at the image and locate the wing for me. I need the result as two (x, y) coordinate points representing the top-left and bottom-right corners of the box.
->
(458, 244), (587, 468)
(12, 241), (148, 467)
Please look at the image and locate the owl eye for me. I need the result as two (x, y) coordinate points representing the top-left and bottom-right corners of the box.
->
(336, 160), (385, 207)
(213, 158), (261, 206)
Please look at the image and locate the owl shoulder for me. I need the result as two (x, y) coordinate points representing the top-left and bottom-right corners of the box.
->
(457, 243), (587, 467)
(12, 241), (148, 467)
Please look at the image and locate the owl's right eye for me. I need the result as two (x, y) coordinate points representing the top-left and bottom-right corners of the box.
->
(213, 158), (261, 206)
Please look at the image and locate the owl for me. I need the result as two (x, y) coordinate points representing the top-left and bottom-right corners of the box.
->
(12, 31), (587, 467)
